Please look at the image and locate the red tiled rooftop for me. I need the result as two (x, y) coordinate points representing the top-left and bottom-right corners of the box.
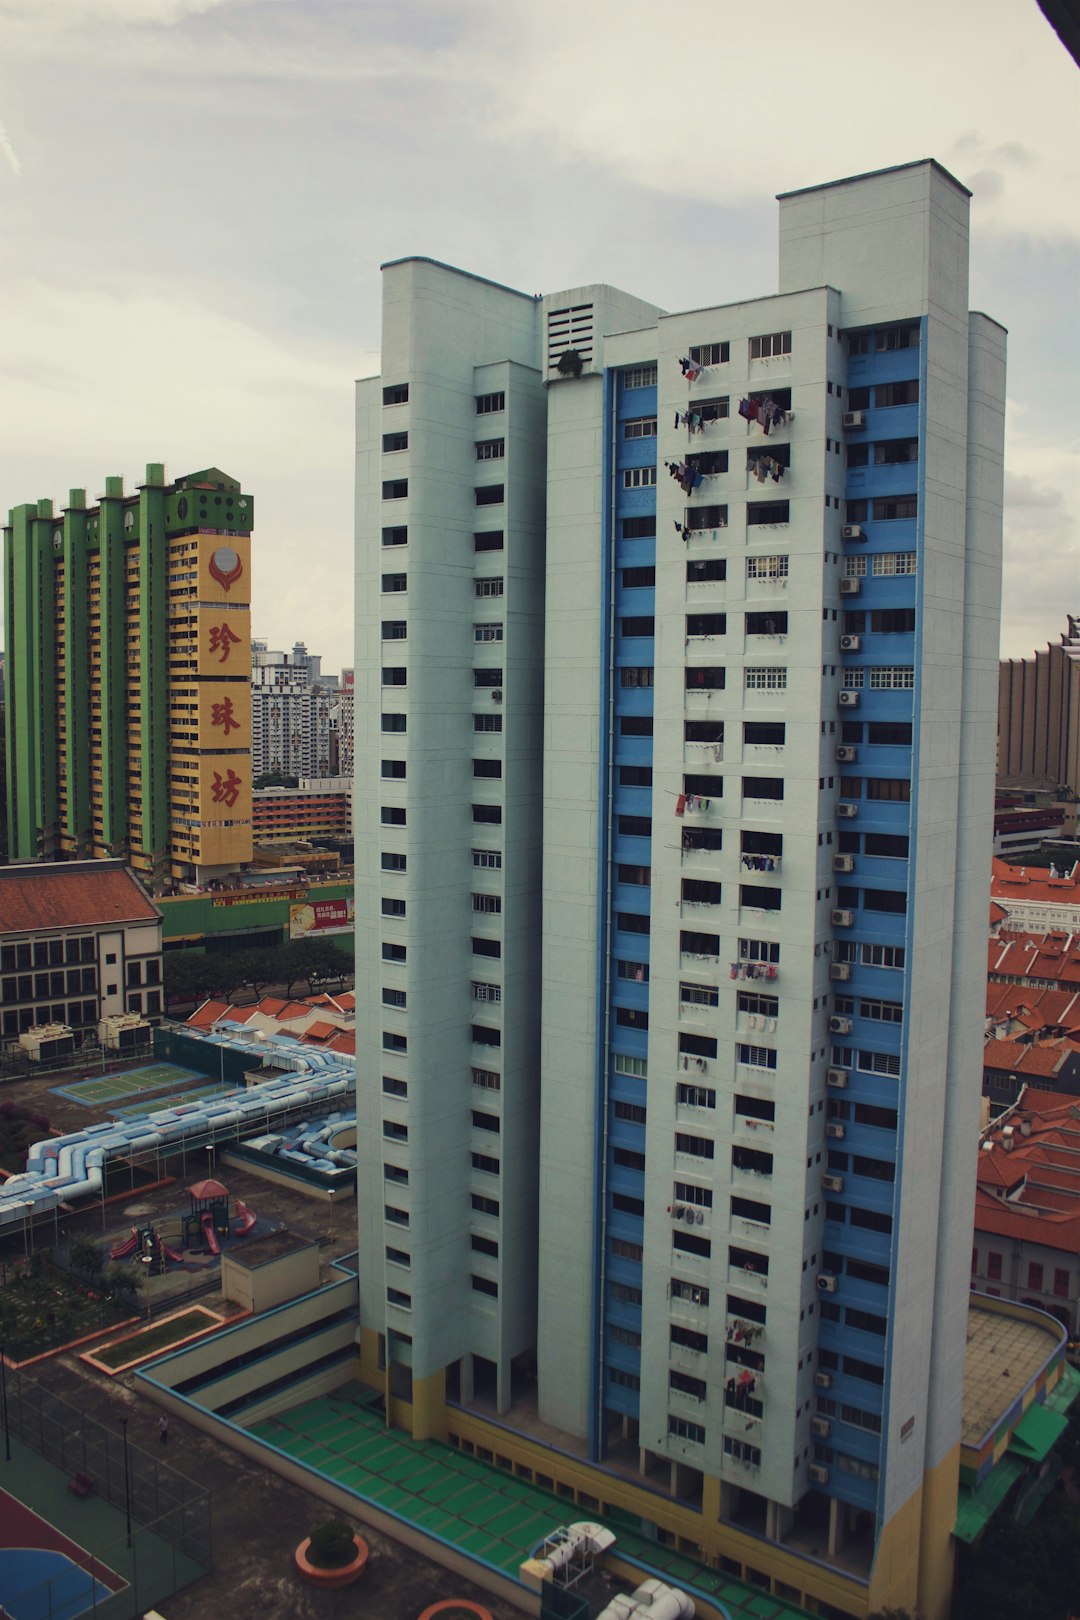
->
(0, 861), (160, 934)
(991, 858), (1080, 907)
(303, 1020), (337, 1042)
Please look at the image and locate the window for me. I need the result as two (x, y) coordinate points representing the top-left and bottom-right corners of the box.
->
(382, 943), (406, 962)
(986, 1251), (1003, 1280)
(620, 715), (654, 737)
(746, 555), (788, 581)
(384, 1163), (408, 1184)
(618, 816), (652, 839)
(621, 616), (655, 638)
(382, 666), (406, 686)
(473, 760), (502, 783)
(736, 1094), (775, 1123)
(382, 897), (406, 917)
(472, 1067), (501, 1090)
(618, 913), (650, 936)
(472, 981), (501, 1003)
(622, 567), (656, 590)
(383, 479), (408, 500)
(860, 998), (903, 1023)
(670, 1370), (707, 1400)
(471, 1234), (499, 1257)
(383, 431), (408, 453)
(474, 667), (503, 687)
(623, 466), (657, 488)
(675, 1133), (714, 1159)
(857, 1049), (901, 1077)
(473, 893), (502, 914)
(1053, 1269), (1070, 1298)
(471, 1275), (499, 1297)
(624, 416), (657, 439)
(620, 666), (654, 688)
(872, 551), (917, 576)
(843, 554), (867, 577)
(381, 759), (406, 779)
(472, 1193), (499, 1214)
(866, 777), (911, 802)
(386, 1287), (412, 1308)
(876, 379), (919, 408)
(382, 526), (407, 547)
(476, 438), (505, 461)
(474, 530), (504, 552)
(674, 1230), (712, 1258)
(474, 622), (503, 642)
(382, 1033), (407, 1055)
(677, 1083), (716, 1109)
(869, 666), (915, 690)
(623, 364), (658, 389)
(616, 1007), (648, 1030)
(385, 1202), (409, 1224)
(474, 713), (503, 733)
(471, 1151), (500, 1173)
(472, 937), (501, 958)
(674, 1182), (712, 1209)
(873, 495), (918, 521)
(747, 501), (789, 526)
(680, 982), (719, 1007)
(617, 864), (651, 887)
(874, 439), (919, 465)
(382, 573), (407, 593)
(671, 1279), (709, 1306)
(745, 667), (787, 690)
(610, 1324), (642, 1348)
(609, 1367), (640, 1390)
(1027, 1262), (1044, 1291)
(737, 992), (778, 1018)
(383, 383), (409, 405)
(872, 608), (915, 634)
(723, 1436), (760, 1465)
(475, 485), (504, 506)
(686, 504), (727, 530)
(679, 1032), (717, 1059)
(475, 576), (504, 597)
(861, 943), (905, 969)
(749, 331), (791, 360)
(610, 1281), (643, 1305)
(476, 391), (505, 414)
(386, 1245), (410, 1267)
(690, 341), (729, 367)
(621, 516), (657, 539)
(687, 612), (726, 637)
(681, 929), (720, 957)
(868, 722), (913, 746)
(736, 1044), (777, 1070)
(472, 1108), (500, 1133)
(381, 852), (406, 872)
(614, 1101), (647, 1125)
(472, 849), (502, 868)
(472, 1024), (500, 1047)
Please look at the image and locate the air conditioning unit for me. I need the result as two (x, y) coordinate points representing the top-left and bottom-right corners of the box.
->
(841, 525), (864, 542)
(839, 577), (861, 596)
(838, 690), (860, 708)
(814, 1371), (834, 1389)
(835, 746), (857, 763)
(821, 1173), (844, 1192)
(833, 854), (854, 873)
(829, 1017), (853, 1038)
(837, 802), (859, 818)
(491, 690), (503, 702)
(829, 964), (851, 983)
(826, 1122), (846, 1140)
(826, 1068), (849, 1088)
(831, 912), (853, 930)
(817, 1273), (838, 1293)
(809, 1463), (831, 1484)
(811, 1417), (831, 1438)
(843, 410), (865, 429)
(840, 634), (861, 651)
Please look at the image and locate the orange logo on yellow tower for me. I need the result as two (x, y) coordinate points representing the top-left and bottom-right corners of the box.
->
(209, 545), (243, 591)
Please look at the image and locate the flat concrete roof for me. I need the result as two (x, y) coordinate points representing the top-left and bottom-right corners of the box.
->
(963, 1299), (1063, 1447)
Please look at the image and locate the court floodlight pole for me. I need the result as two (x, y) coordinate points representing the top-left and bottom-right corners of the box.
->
(120, 1416), (132, 1546)
(0, 1343), (11, 1462)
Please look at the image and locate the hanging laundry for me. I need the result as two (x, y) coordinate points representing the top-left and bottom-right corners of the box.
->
(738, 397), (755, 422)
(675, 793), (686, 817)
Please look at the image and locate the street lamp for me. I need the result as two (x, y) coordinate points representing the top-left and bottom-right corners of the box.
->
(140, 1254), (153, 1325)
(0, 1343), (11, 1463)
(120, 1416), (132, 1547)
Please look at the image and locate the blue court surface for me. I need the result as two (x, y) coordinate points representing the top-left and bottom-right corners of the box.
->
(0, 1547), (113, 1620)
(51, 1063), (206, 1108)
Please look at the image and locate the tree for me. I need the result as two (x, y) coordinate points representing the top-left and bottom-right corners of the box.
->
(163, 950), (221, 1008)
(69, 1235), (105, 1280)
(224, 947), (280, 1001)
(253, 771), (298, 790)
(954, 1491), (1080, 1620)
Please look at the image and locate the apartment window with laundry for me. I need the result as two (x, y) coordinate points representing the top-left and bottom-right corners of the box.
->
(688, 449), (728, 475)
(475, 485), (504, 506)
(475, 438), (505, 461)
(689, 341), (730, 366)
(475, 391), (505, 414)
(624, 416), (657, 439)
(749, 331), (792, 360)
(694, 396), (729, 423)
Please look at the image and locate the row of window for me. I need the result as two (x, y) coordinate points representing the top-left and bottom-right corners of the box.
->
(382, 385), (506, 415)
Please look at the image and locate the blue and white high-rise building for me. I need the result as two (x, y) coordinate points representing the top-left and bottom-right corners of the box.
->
(353, 161), (1005, 1620)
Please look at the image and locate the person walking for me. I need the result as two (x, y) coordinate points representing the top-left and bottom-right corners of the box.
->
(158, 1415), (168, 1446)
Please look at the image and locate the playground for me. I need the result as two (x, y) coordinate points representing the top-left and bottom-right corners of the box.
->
(52, 1062), (212, 1109)
(108, 1177), (262, 1272)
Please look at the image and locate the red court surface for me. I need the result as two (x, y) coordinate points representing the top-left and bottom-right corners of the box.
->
(0, 1485), (127, 1596)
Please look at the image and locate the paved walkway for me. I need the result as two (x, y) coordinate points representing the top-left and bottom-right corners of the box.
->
(249, 1383), (812, 1620)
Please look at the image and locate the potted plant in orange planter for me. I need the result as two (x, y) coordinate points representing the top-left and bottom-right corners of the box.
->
(294, 1518), (369, 1588)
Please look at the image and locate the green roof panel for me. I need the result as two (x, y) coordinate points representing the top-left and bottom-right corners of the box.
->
(954, 1453), (1026, 1544)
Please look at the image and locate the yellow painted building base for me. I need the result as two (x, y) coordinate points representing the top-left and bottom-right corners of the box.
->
(348, 1349), (958, 1618)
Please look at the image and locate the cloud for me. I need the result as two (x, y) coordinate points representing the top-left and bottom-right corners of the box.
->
(1000, 404), (1080, 659)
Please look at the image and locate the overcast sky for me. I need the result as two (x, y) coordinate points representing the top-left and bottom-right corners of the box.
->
(1, 0), (1077, 677)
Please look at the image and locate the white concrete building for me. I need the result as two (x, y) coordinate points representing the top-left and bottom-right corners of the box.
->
(353, 162), (1006, 1620)
(251, 639), (334, 779)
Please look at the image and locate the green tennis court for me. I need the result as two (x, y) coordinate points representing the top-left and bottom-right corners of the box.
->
(110, 1083), (237, 1119)
(248, 1385), (812, 1620)
(52, 1063), (209, 1108)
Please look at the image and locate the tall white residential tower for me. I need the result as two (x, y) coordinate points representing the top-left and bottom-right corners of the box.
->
(353, 162), (1005, 1620)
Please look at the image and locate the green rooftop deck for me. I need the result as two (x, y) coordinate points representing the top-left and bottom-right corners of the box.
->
(248, 1384), (813, 1620)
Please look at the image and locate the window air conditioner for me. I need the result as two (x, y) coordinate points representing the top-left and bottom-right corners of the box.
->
(839, 577), (861, 596)
(830, 913), (853, 931)
(843, 410), (865, 429)
(841, 525), (864, 542)
(833, 854), (854, 872)
(829, 964), (852, 983)
(811, 1417), (831, 1437)
(826, 1122), (846, 1140)
(829, 1017), (853, 1038)
(840, 634), (861, 651)
(491, 690), (503, 702)
(814, 1371), (834, 1389)
(821, 1173), (844, 1192)
(838, 690), (860, 708)
(809, 1463), (831, 1484)
(817, 1273), (838, 1293)
(826, 1068), (849, 1087)
(837, 802), (858, 818)
(835, 746), (857, 763)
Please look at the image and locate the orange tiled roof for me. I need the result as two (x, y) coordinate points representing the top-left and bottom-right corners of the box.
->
(303, 1020), (337, 1042)
(0, 861), (160, 934)
(187, 998), (232, 1030)
(991, 858), (1080, 907)
(325, 1030), (356, 1055)
(974, 1185), (1080, 1254)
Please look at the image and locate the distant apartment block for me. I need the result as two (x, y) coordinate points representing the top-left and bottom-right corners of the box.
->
(251, 640), (335, 779)
(998, 615), (1080, 797)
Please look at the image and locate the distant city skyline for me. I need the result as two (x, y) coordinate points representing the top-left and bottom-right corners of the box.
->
(1, 0), (1077, 674)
